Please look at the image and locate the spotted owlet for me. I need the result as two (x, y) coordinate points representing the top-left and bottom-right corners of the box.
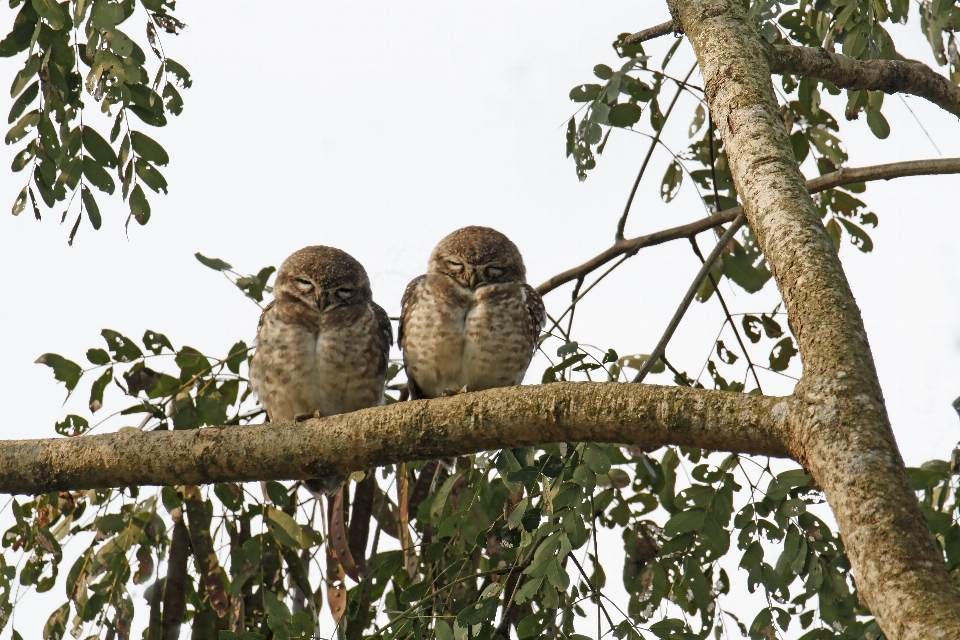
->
(249, 246), (393, 494)
(399, 226), (545, 399)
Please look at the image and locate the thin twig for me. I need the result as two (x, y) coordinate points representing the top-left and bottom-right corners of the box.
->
(633, 215), (747, 383)
(689, 237), (763, 393)
(700, 113), (762, 392)
(616, 63), (699, 240)
(567, 553), (617, 631)
(623, 20), (677, 46)
(537, 157), (960, 296)
(660, 355), (692, 386)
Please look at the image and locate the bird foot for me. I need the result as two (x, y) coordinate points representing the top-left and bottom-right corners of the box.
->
(442, 385), (469, 397)
(295, 410), (323, 422)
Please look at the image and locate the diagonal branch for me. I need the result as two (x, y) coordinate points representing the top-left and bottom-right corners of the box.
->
(622, 20), (676, 46)
(767, 43), (960, 118)
(535, 157), (960, 296)
(0, 383), (790, 495)
(632, 215), (747, 383)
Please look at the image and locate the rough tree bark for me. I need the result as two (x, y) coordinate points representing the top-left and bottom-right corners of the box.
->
(0, 383), (787, 494)
(675, 0), (960, 636)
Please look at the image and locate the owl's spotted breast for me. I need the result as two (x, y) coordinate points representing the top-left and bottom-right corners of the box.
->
(400, 273), (543, 399)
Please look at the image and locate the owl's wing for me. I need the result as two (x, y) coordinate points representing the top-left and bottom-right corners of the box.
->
(398, 274), (427, 349)
(371, 301), (394, 346)
(522, 284), (547, 353)
(398, 275), (428, 399)
(365, 301), (393, 381)
(256, 299), (276, 332)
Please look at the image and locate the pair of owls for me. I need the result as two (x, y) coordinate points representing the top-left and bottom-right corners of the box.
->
(248, 226), (546, 491)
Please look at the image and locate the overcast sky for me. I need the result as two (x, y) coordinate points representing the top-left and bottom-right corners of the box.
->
(0, 1), (958, 638)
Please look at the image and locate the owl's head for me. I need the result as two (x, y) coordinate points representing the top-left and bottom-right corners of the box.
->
(428, 226), (527, 289)
(274, 246), (372, 313)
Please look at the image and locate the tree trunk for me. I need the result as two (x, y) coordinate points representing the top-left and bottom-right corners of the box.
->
(674, 0), (960, 636)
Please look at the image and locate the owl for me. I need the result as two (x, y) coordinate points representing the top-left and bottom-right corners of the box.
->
(399, 226), (545, 399)
(249, 246), (393, 494)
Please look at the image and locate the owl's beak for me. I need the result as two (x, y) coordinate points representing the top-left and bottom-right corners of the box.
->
(468, 269), (478, 290)
(317, 290), (329, 313)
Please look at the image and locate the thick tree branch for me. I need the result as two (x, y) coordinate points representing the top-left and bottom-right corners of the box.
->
(0, 383), (789, 495)
(677, 0), (960, 635)
(806, 157), (960, 192)
(767, 43), (960, 118)
(536, 158), (960, 296)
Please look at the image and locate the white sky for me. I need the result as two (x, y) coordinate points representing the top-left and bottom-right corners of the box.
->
(0, 1), (958, 638)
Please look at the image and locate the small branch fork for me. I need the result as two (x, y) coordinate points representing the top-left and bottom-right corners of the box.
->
(632, 214), (747, 383)
(535, 157), (960, 297)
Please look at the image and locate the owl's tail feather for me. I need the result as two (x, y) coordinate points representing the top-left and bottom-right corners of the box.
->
(305, 475), (347, 498)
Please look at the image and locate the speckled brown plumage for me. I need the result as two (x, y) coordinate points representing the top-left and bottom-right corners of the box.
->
(399, 226), (545, 399)
(249, 246), (392, 494)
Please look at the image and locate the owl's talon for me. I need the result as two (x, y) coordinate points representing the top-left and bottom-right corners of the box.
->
(295, 410), (323, 422)
(442, 385), (469, 397)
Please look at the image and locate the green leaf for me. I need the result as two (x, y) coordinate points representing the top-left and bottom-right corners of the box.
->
(262, 589), (291, 622)
(517, 612), (548, 638)
(225, 341), (249, 374)
(593, 64), (613, 79)
(583, 444), (611, 475)
(81, 185), (101, 230)
(193, 253), (233, 271)
(35, 353), (83, 391)
(101, 329), (144, 362)
(175, 346), (211, 380)
(760, 314), (782, 338)
(266, 506), (304, 548)
(608, 102), (642, 127)
(165, 58), (192, 88)
(866, 109), (890, 139)
(163, 83), (184, 115)
(456, 597), (499, 626)
(741, 315), (762, 343)
(649, 618), (686, 639)
(135, 162), (168, 193)
(689, 103), (706, 138)
(161, 486), (183, 513)
(12, 186), (28, 216)
(31, 0), (66, 30)
(86, 348), (110, 365)
(54, 414), (90, 437)
(129, 183), (150, 225)
(143, 330), (174, 355)
(89, 367), (112, 413)
(105, 28), (133, 57)
(435, 620), (454, 640)
(42, 602), (69, 640)
(0, 21), (36, 58)
(8, 80), (38, 123)
(131, 131), (169, 165)
(81, 127), (117, 167)
(660, 160), (683, 202)
(664, 508), (706, 536)
(768, 337), (798, 372)
(6, 109), (40, 144)
(82, 155), (116, 194)
(826, 217), (841, 252)
(569, 83), (601, 103)
(765, 468), (812, 500)
(837, 217), (874, 252)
